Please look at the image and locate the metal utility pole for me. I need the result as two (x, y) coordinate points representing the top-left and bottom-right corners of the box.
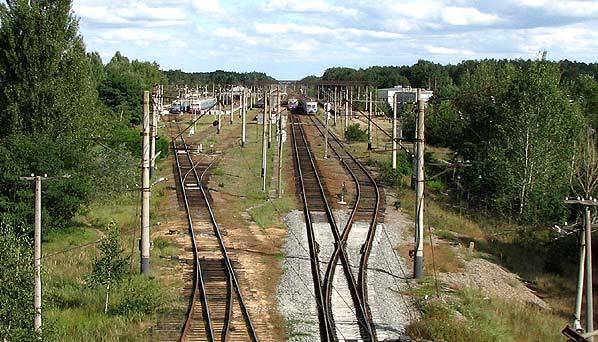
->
(414, 90), (425, 279)
(141, 91), (151, 274)
(242, 90), (247, 147)
(262, 88), (268, 192)
(392, 93), (398, 170)
(367, 90), (372, 150)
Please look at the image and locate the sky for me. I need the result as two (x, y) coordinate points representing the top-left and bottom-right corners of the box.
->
(73, 0), (598, 79)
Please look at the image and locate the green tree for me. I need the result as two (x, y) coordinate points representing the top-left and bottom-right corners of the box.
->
(0, 221), (42, 341)
(87, 222), (128, 314)
(456, 62), (584, 222)
(0, 0), (96, 139)
(0, 0), (98, 231)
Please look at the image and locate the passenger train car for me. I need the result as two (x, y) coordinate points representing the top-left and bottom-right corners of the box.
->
(299, 98), (318, 114)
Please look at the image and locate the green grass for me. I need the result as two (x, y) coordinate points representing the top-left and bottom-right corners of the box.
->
(43, 189), (173, 341)
(209, 110), (298, 228)
(407, 289), (564, 342)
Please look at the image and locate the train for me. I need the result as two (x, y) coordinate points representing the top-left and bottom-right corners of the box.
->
(288, 98), (299, 111)
(299, 98), (318, 114)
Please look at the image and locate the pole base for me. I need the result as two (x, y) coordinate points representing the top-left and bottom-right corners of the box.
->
(141, 257), (150, 274)
(367, 142), (372, 150)
(414, 255), (424, 279)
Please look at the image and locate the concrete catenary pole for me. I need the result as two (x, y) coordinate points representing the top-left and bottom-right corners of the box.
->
(34, 175), (42, 332)
(268, 91), (273, 149)
(262, 88), (268, 192)
(367, 90), (372, 150)
(324, 103), (330, 159)
(217, 89), (222, 134)
(344, 87), (349, 134)
(585, 205), (594, 340)
(242, 89), (247, 147)
(414, 89), (425, 279)
(230, 87), (234, 124)
(392, 92), (398, 170)
(141, 91), (151, 274)
(277, 107), (284, 198)
(574, 221), (586, 331)
(333, 86), (338, 127)
(150, 86), (158, 178)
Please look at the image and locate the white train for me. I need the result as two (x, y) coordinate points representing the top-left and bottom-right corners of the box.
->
(299, 98), (318, 114)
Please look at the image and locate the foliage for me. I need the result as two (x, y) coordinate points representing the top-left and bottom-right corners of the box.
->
(98, 52), (166, 125)
(345, 123), (368, 142)
(164, 69), (275, 86)
(0, 221), (46, 341)
(0, 0), (96, 139)
(87, 222), (128, 313)
(571, 127), (598, 198)
(569, 74), (598, 128)
(447, 62), (583, 223)
(110, 276), (167, 317)
(367, 155), (411, 187)
(0, 0), (109, 232)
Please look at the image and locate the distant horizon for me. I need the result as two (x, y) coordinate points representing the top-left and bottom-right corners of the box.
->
(75, 0), (598, 80)
(157, 57), (597, 81)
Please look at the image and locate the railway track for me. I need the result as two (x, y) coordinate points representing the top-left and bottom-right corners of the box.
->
(306, 114), (385, 338)
(290, 113), (376, 341)
(154, 118), (258, 342)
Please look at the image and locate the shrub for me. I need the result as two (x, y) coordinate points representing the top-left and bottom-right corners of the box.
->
(111, 276), (166, 318)
(345, 123), (368, 143)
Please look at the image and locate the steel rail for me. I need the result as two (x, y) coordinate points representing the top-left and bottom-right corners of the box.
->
(294, 114), (375, 341)
(172, 136), (215, 341)
(177, 121), (259, 342)
(309, 114), (382, 334)
(290, 114), (334, 342)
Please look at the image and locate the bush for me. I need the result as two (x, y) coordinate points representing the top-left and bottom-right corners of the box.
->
(345, 123), (368, 143)
(110, 276), (166, 318)
(368, 154), (412, 187)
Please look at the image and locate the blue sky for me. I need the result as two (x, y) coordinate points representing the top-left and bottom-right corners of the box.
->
(73, 0), (598, 79)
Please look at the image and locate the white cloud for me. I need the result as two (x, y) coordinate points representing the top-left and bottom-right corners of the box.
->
(73, 2), (187, 26)
(442, 7), (500, 25)
(426, 45), (474, 55)
(193, 0), (225, 16)
(263, 0), (358, 17)
(513, 0), (598, 16)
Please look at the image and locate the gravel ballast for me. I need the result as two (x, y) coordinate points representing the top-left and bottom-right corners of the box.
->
(278, 205), (414, 341)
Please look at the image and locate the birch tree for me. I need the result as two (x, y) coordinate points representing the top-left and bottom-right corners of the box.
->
(88, 222), (128, 314)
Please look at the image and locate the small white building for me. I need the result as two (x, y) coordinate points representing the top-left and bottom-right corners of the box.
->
(377, 86), (433, 106)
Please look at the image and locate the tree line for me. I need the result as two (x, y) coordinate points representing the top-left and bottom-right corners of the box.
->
(164, 69), (275, 87)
